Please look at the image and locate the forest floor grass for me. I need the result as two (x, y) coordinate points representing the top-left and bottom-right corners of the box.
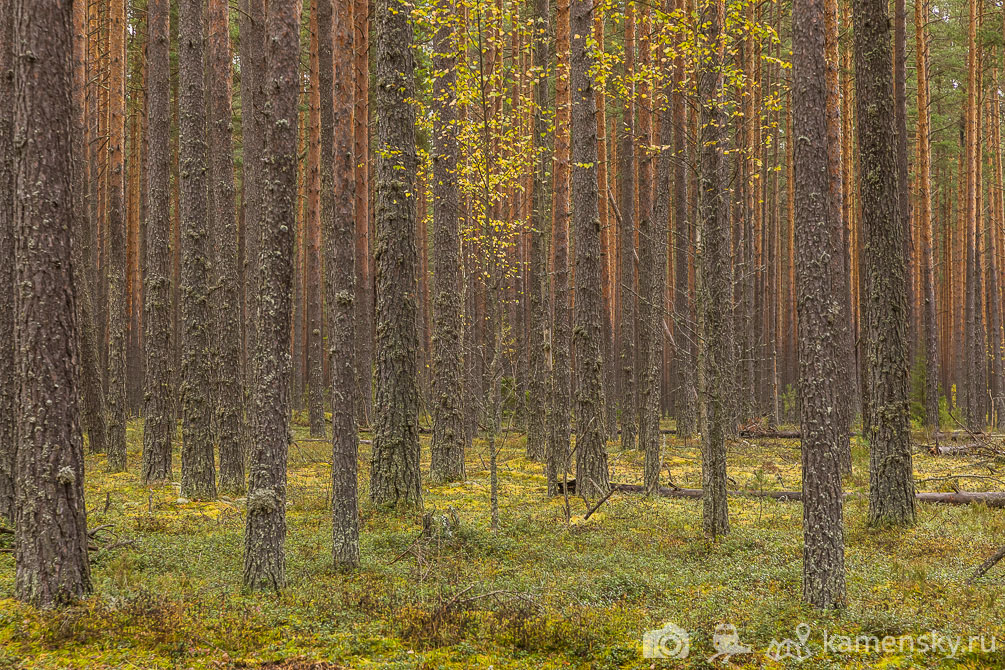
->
(2, 418), (1005, 669)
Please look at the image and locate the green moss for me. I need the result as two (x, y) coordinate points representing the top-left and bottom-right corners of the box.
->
(2, 420), (1005, 668)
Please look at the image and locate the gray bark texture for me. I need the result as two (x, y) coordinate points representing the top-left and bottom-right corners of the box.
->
(370, 0), (423, 509)
(12, 0), (92, 607)
(793, 0), (847, 608)
(429, 7), (467, 484)
(208, 0), (246, 494)
(526, 0), (551, 463)
(570, 0), (609, 500)
(243, 0), (302, 590)
(143, 0), (174, 484)
(0, 0), (15, 522)
(179, 0), (217, 500)
(852, 0), (917, 526)
(697, 0), (730, 538)
(320, 0), (361, 567)
(105, 0), (127, 473)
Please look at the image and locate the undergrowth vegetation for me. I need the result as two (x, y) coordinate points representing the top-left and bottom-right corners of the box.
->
(2, 420), (1004, 668)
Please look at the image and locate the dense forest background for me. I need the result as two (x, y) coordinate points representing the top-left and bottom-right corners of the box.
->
(5, 0), (1005, 665)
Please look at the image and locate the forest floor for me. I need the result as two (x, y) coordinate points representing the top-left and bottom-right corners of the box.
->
(2, 418), (1005, 669)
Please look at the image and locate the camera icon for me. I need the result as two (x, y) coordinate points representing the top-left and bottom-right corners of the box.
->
(642, 622), (691, 659)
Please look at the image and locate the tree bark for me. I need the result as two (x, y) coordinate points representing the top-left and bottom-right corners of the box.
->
(244, 0), (302, 590)
(793, 0), (847, 607)
(527, 0), (552, 463)
(698, 0), (730, 538)
(208, 0), (246, 493)
(142, 0), (175, 484)
(852, 0), (916, 526)
(105, 0), (127, 472)
(571, 0), (610, 501)
(915, 0), (939, 429)
(239, 0), (265, 405)
(644, 43), (672, 493)
(618, 5), (637, 452)
(370, 0), (423, 508)
(672, 0), (696, 438)
(178, 0), (217, 500)
(320, 0), (361, 567)
(12, 0), (92, 606)
(306, 3), (327, 438)
(548, 0), (572, 497)
(0, 0), (14, 522)
(429, 5), (467, 484)
(354, 0), (373, 426)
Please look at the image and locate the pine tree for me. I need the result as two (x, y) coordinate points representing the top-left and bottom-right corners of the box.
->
(570, 0), (609, 500)
(698, 0), (730, 538)
(105, 0), (127, 472)
(618, 4), (637, 452)
(793, 0), (847, 608)
(244, 0), (302, 590)
(179, 0), (216, 500)
(526, 0), (552, 463)
(207, 0), (246, 493)
(142, 0), (174, 483)
(852, 0), (916, 526)
(12, 0), (91, 607)
(0, 0), (13, 522)
(548, 0), (572, 497)
(429, 0), (467, 484)
(370, 0), (423, 508)
(320, 0), (361, 567)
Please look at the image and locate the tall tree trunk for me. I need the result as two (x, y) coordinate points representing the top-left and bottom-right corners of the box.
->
(571, 0), (609, 501)
(0, 0), (14, 521)
(306, 4), (327, 438)
(965, 0), (982, 430)
(618, 5), (637, 451)
(72, 0), (107, 461)
(894, 0), (912, 359)
(240, 0), (265, 405)
(12, 0), (92, 606)
(793, 0), (847, 608)
(672, 0), (696, 437)
(179, 0), (216, 500)
(208, 0), (246, 493)
(244, 0), (302, 590)
(645, 38), (672, 493)
(354, 0), (373, 426)
(105, 0), (127, 472)
(320, 0), (361, 567)
(142, 0), (174, 483)
(825, 0), (852, 474)
(852, 0), (916, 526)
(429, 4), (467, 484)
(548, 0), (572, 497)
(916, 0), (939, 429)
(370, 0), (422, 508)
(698, 0), (730, 538)
(526, 0), (552, 463)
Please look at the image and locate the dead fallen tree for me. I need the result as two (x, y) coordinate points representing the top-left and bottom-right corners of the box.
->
(560, 480), (1005, 508)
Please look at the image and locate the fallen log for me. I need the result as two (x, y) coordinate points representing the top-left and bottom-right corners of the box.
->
(560, 480), (1005, 508)
(927, 443), (979, 456)
(969, 545), (1005, 583)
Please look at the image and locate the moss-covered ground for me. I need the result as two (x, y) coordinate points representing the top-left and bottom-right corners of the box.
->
(2, 418), (1005, 669)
